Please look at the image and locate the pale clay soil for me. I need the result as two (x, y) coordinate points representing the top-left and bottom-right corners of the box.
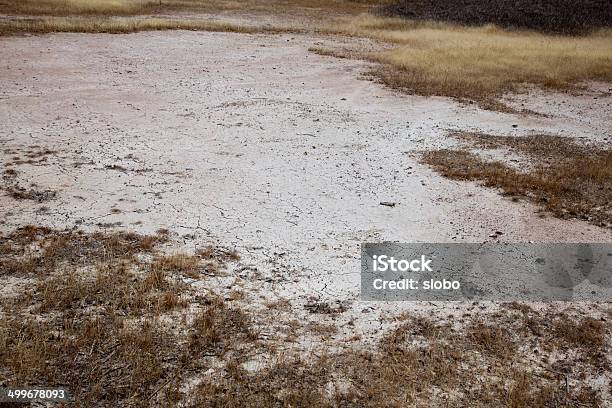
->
(1, 31), (611, 347)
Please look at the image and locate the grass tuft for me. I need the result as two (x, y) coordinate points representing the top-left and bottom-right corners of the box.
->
(189, 297), (258, 355)
(421, 133), (612, 227)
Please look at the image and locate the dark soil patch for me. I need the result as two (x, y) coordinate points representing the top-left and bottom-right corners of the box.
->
(381, 0), (612, 34)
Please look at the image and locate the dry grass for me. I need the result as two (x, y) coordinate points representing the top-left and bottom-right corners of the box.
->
(191, 310), (608, 407)
(188, 297), (258, 355)
(330, 16), (612, 108)
(0, 315), (185, 406)
(0, 226), (164, 275)
(306, 321), (338, 336)
(467, 322), (516, 359)
(0, 227), (609, 406)
(0, 227), (256, 406)
(153, 253), (201, 273)
(0, 17), (301, 35)
(30, 261), (189, 316)
(421, 133), (612, 227)
(265, 298), (292, 310)
(197, 244), (240, 262)
(0, 0), (160, 16)
(553, 316), (607, 350)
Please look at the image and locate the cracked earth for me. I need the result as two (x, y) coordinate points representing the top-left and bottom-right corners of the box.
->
(1, 31), (611, 338)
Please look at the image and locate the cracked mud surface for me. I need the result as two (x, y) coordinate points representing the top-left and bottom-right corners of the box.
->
(1, 31), (611, 338)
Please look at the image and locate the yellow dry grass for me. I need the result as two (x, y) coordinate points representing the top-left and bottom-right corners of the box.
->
(333, 16), (612, 104)
(1, 0), (159, 16)
(0, 17), (299, 35)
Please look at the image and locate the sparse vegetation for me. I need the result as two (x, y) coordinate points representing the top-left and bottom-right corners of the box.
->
(553, 316), (607, 350)
(0, 226), (162, 275)
(0, 227), (609, 406)
(422, 132), (612, 227)
(189, 297), (258, 355)
(0, 227), (249, 406)
(190, 309), (609, 407)
(4, 186), (57, 202)
(0, 314), (184, 406)
(152, 253), (200, 274)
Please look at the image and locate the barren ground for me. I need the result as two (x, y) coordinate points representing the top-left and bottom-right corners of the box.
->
(1, 29), (611, 343)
